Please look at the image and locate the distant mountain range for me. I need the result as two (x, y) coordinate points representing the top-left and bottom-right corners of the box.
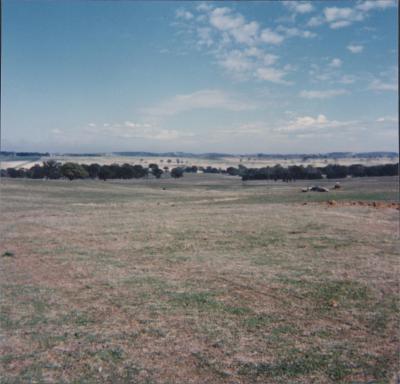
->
(1, 151), (398, 160)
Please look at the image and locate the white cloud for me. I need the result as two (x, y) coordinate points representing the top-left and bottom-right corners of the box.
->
(324, 7), (364, 28)
(208, 7), (260, 45)
(143, 89), (255, 117)
(369, 79), (398, 91)
(209, 7), (244, 31)
(376, 116), (398, 123)
(356, 0), (396, 12)
(176, 8), (194, 20)
(123, 121), (152, 129)
(347, 44), (364, 53)
(197, 27), (213, 47)
(309, 1), (396, 29)
(256, 67), (291, 84)
(218, 48), (281, 80)
(260, 28), (285, 44)
(371, 67), (399, 91)
(338, 75), (356, 84)
(86, 121), (194, 142)
(307, 16), (324, 27)
(283, 1), (314, 14)
(324, 7), (358, 22)
(329, 58), (342, 68)
(174, 4), (339, 85)
(288, 114), (328, 129)
(278, 114), (354, 133)
(218, 50), (253, 74)
(263, 54), (279, 66)
(330, 20), (353, 29)
(231, 21), (259, 45)
(299, 89), (348, 99)
(276, 26), (316, 39)
(196, 3), (212, 12)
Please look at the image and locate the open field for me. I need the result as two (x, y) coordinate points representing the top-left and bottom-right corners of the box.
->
(0, 175), (399, 383)
(1, 154), (398, 171)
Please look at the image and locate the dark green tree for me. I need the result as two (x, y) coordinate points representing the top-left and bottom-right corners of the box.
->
(61, 163), (89, 180)
(88, 163), (101, 178)
(171, 167), (184, 178)
(27, 164), (45, 179)
(43, 160), (62, 179)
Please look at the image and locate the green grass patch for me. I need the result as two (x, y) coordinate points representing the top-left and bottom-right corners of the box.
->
(279, 278), (372, 310)
(169, 291), (220, 310)
(168, 291), (252, 316)
(2, 251), (15, 257)
(311, 280), (370, 309)
(243, 313), (281, 330)
(97, 347), (124, 363)
(238, 348), (352, 381)
(60, 310), (94, 326)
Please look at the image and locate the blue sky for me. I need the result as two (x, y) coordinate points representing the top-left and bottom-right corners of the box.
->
(2, 0), (398, 154)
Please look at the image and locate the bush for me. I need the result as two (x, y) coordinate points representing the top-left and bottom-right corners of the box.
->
(171, 167), (184, 178)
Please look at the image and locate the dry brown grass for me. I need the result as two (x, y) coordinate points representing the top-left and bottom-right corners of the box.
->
(0, 175), (399, 383)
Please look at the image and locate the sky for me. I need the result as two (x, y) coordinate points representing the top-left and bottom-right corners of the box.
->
(2, 0), (398, 154)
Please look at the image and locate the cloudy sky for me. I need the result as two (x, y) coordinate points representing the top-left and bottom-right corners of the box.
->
(2, 0), (398, 154)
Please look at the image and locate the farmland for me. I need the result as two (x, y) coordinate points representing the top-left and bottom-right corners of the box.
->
(1, 153), (398, 172)
(0, 175), (399, 383)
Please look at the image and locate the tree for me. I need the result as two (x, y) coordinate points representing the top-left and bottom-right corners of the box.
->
(98, 165), (113, 181)
(43, 160), (62, 179)
(226, 167), (239, 176)
(150, 164), (163, 178)
(6, 168), (25, 178)
(88, 163), (101, 179)
(323, 164), (348, 179)
(304, 165), (322, 179)
(184, 166), (198, 173)
(288, 165), (305, 180)
(61, 163), (89, 180)
(132, 165), (148, 178)
(109, 164), (121, 179)
(119, 164), (135, 179)
(27, 164), (45, 179)
(171, 167), (184, 178)
(348, 164), (366, 177)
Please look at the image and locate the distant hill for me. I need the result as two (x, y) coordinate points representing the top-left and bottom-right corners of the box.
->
(1, 150), (398, 160)
(0, 151), (50, 157)
(113, 151), (398, 159)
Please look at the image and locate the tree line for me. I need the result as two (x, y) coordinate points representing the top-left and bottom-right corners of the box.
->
(1, 160), (398, 181)
(2, 160), (184, 180)
(235, 163), (398, 181)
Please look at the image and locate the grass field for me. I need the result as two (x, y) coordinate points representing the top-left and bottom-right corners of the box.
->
(0, 175), (399, 383)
